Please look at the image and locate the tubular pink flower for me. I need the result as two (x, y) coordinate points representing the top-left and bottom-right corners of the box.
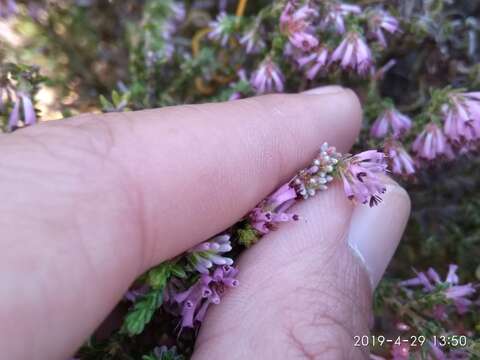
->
(338, 150), (388, 207)
(368, 9), (400, 47)
(322, 3), (361, 34)
(429, 342), (447, 360)
(250, 57), (284, 94)
(297, 47), (329, 79)
(239, 28), (265, 54)
(7, 97), (20, 132)
(208, 12), (232, 46)
(412, 123), (450, 160)
(391, 342), (410, 360)
(7, 92), (37, 131)
(21, 93), (37, 126)
(400, 265), (476, 316)
(443, 92), (480, 143)
(330, 32), (373, 75)
(280, 2), (318, 51)
(371, 108), (412, 138)
(385, 140), (415, 176)
(249, 183), (299, 234)
(188, 234), (234, 274)
(173, 265), (239, 329)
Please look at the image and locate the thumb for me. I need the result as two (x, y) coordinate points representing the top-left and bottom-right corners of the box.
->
(193, 180), (410, 359)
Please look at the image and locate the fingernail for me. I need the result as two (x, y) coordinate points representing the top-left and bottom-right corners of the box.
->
(347, 183), (411, 289)
(302, 85), (345, 95)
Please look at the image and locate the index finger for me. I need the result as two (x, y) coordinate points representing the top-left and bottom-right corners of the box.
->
(84, 88), (362, 267)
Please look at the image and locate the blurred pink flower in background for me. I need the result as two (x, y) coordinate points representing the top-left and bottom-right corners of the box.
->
(330, 32), (373, 75)
(371, 108), (412, 139)
(250, 57), (284, 94)
(412, 123), (450, 160)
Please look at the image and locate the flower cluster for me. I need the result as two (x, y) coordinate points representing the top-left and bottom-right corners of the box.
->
(384, 140), (415, 177)
(246, 2), (401, 93)
(209, 12), (236, 46)
(321, 3), (361, 34)
(248, 183), (299, 235)
(248, 142), (388, 237)
(250, 57), (285, 94)
(6, 92), (37, 131)
(370, 106), (416, 176)
(170, 265), (239, 329)
(400, 264), (476, 317)
(280, 3), (318, 51)
(371, 108), (412, 139)
(0, 65), (39, 133)
(338, 150), (388, 207)
(413, 91), (480, 162)
(330, 31), (373, 75)
(291, 142), (341, 199)
(187, 234), (234, 273)
(443, 92), (480, 145)
(367, 9), (400, 47)
(143, 1), (185, 65)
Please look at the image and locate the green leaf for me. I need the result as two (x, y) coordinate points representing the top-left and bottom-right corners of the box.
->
(121, 288), (162, 336)
(147, 262), (173, 289)
(237, 224), (260, 248)
(99, 94), (113, 110)
(170, 263), (187, 279)
(121, 261), (188, 336)
(112, 90), (121, 107)
(142, 356), (157, 360)
(147, 261), (187, 289)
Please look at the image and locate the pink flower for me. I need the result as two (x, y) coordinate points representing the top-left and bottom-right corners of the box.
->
(373, 59), (397, 80)
(297, 47), (329, 79)
(443, 92), (480, 143)
(429, 341), (447, 360)
(391, 342), (410, 360)
(400, 265), (476, 317)
(188, 234), (233, 274)
(249, 183), (299, 234)
(209, 12), (233, 46)
(322, 3), (361, 34)
(7, 92), (37, 132)
(173, 265), (239, 329)
(368, 9), (401, 47)
(412, 123), (450, 160)
(339, 150), (388, 207)
(239, 28), (265, 54)
(371, 108), (412, 138)
(280, 2), (318, 51)
(385, 140), (415, 176)
(250, 57), (284, 94)
(330, 32), (373, 75)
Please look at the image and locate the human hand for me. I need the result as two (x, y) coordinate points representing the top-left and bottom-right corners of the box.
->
(0, 86), (410, 359)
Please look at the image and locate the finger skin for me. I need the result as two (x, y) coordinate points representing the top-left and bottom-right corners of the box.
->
(193, 184), (369, 360)
(0, 91), (361, 359)
(194, 181), (410, 360)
